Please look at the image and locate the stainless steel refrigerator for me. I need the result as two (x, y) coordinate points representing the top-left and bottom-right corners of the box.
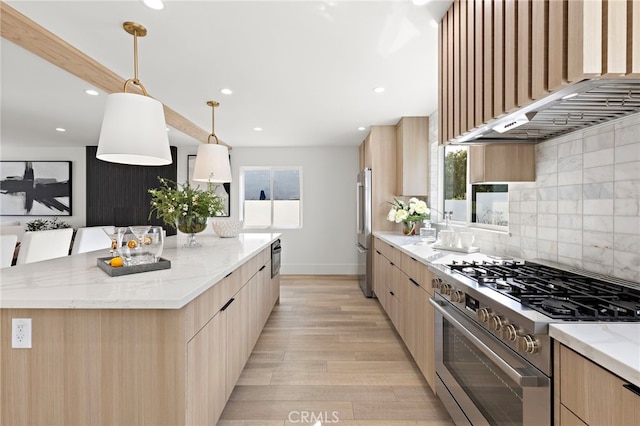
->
(356, 168), (373, 297)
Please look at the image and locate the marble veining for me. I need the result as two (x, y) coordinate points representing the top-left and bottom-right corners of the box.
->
(0, 233), (280, 309)
(549, 323), (640, 387)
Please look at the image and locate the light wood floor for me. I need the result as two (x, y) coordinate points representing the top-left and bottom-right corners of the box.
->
(218, 276), (454, 426)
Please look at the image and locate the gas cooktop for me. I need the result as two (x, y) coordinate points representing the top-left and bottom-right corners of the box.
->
(448, 260), (640, 322)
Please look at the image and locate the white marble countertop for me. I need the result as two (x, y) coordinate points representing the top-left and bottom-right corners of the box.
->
(550, 323), (640, 387)
(0, 232), (280, 310)
(374, 231), (640, 387)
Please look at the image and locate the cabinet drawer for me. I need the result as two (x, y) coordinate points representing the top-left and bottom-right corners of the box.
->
(374, 238), (401, 265)
(559, 345), (640, 425)
(400, 252), (434, 295)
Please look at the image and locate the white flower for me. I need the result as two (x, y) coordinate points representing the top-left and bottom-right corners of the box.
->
(395, 209), (409, 223)
(387, 208), (397, 222)
(412, 199), (429, 215)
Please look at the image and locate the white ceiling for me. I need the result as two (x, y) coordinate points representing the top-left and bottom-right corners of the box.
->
(1, 0), (450, 150)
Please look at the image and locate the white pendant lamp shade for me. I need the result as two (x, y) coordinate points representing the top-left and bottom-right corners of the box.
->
(193, 143), (232, 183)
(97, 92), (172, 166)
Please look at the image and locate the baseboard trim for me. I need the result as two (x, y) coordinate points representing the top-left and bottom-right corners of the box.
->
(281, 274), (358, 281)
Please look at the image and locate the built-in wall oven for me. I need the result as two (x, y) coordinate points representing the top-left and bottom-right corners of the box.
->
(429, 259), (640, 426)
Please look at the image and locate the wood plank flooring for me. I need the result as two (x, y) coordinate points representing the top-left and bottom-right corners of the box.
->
(218, 276), (453, 426)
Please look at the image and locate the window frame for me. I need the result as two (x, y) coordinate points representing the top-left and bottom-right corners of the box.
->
(239, 166), (303, 230)
(439, 145), (509, 231)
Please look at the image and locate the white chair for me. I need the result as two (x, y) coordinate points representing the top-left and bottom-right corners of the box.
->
(71, 226), (115, 255)
(16, 228), (74, 265)
(0, 234), (18, 268)
(0, 224), (25, 243)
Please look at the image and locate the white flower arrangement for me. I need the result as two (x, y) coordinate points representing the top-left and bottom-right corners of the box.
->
(387, 197), (430, 224)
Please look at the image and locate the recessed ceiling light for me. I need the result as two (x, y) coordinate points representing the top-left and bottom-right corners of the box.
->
(411, 0), (432, 5)
(562, 93), (578, 100)
(373, 87), (385, 93)
(141, 0), (164, 10)
(220, 88), (233, 95)
(84, 89), (99, 96)
(166, 127), (170, 132)
(253, 127), (263, 132)
(55, 128), (66, 132)
(358, 127), (366, 131)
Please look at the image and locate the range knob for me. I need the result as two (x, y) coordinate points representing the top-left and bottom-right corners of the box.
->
(477, 308), (492, 323)
(440, 283), (453, 295)
(489, 315), (504, 331)
(450, 290), (465, 303)
(432, 278), (442, 290)
(518, 334), (539, 354)
(502, 324), (518, 342)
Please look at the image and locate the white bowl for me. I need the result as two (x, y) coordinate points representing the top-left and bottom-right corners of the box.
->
(211, 220), (242, 238)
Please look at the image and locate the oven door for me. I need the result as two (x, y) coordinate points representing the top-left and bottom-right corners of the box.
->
(430, 295), (550, 426)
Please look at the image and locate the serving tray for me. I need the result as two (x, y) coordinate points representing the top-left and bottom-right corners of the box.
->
(97, 257), (171, 277)
(432, 244), (480, 254)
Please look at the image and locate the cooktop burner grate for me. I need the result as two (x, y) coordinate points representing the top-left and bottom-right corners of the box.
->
(448, 261), (640, 321)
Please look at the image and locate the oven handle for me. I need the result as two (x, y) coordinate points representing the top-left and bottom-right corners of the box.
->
(430, 298), (545, 388)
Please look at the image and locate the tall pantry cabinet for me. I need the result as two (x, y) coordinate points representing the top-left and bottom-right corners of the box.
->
(359, 125), (397, 232)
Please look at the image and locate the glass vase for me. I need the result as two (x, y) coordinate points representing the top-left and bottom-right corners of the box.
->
(176, 216), (208, 248)
(402, 220), (417, 236)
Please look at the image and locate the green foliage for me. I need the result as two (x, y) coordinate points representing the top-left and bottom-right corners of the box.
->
(148, 177), (225, 229)
(25, 217), (71, 231)
(444, 149), (467, 201)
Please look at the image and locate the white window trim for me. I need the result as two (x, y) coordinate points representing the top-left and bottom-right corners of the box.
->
(239, 166), (303, 230)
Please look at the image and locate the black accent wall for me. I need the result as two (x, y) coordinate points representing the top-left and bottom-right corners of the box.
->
(85, 146), (178, 236)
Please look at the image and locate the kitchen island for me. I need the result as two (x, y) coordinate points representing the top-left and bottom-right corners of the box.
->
(0, 232), (281, 425)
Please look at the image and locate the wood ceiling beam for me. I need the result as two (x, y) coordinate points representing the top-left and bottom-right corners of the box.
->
(0, 1), (227, 147)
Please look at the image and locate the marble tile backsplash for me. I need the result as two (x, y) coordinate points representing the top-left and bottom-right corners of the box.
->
(428, 111), (640, 283)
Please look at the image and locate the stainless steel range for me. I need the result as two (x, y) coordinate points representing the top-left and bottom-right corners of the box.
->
(429, 259), (640, 426)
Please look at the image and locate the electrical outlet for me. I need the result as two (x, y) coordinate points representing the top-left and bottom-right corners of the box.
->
(12, 318), (32, 349)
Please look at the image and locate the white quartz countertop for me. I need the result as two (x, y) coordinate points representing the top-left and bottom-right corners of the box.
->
(0, 232), (280, 310)
(550, 323), (640, 387)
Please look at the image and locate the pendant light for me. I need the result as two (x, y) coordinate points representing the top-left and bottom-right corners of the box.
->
(192, 101), (232, 183)
(96, 22), (172, 166)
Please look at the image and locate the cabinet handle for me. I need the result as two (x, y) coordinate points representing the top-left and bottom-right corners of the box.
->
(411, 257), (417, 262)
(375, 250), (381, 254)
(409, 277), (420, 287)
(224, 271), (233, 278)
(390, 262), (395, 266)
(259, 265), (266, 271)
(623, 383), (640, 397)
(220, 298), (235, 311)
(389, 291), (395, 296)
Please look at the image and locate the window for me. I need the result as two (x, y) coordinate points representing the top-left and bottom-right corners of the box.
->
(442, 146), (509, 229)
(443, 145), (468, 221)
(472, 184), (509, 227)
(240, 167), (302, 229)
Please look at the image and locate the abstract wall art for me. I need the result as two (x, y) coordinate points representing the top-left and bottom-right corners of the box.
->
(0, 161), (72, 216)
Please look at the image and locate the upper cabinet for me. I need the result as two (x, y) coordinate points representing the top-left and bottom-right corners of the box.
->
(396, 117), (429, 196)
(469, 144), (535, 183)
(439, 0), (640, 145)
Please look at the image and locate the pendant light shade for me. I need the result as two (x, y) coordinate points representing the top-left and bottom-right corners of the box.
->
(97, 93), (171, 165)
(193, 100), (232, 183)
(96, 22), (172, 166)
(193, 143), (232, 183)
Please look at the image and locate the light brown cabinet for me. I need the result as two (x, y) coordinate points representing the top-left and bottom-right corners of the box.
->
(439, 0), (640, 144)
(396, 116), (429, 197)
(372, 237), (436, 393)
(359, 125), (397, 232)
(0, 246), (279, 426)
(555, 342), (640, 426)
(469, 143), (535, 183)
